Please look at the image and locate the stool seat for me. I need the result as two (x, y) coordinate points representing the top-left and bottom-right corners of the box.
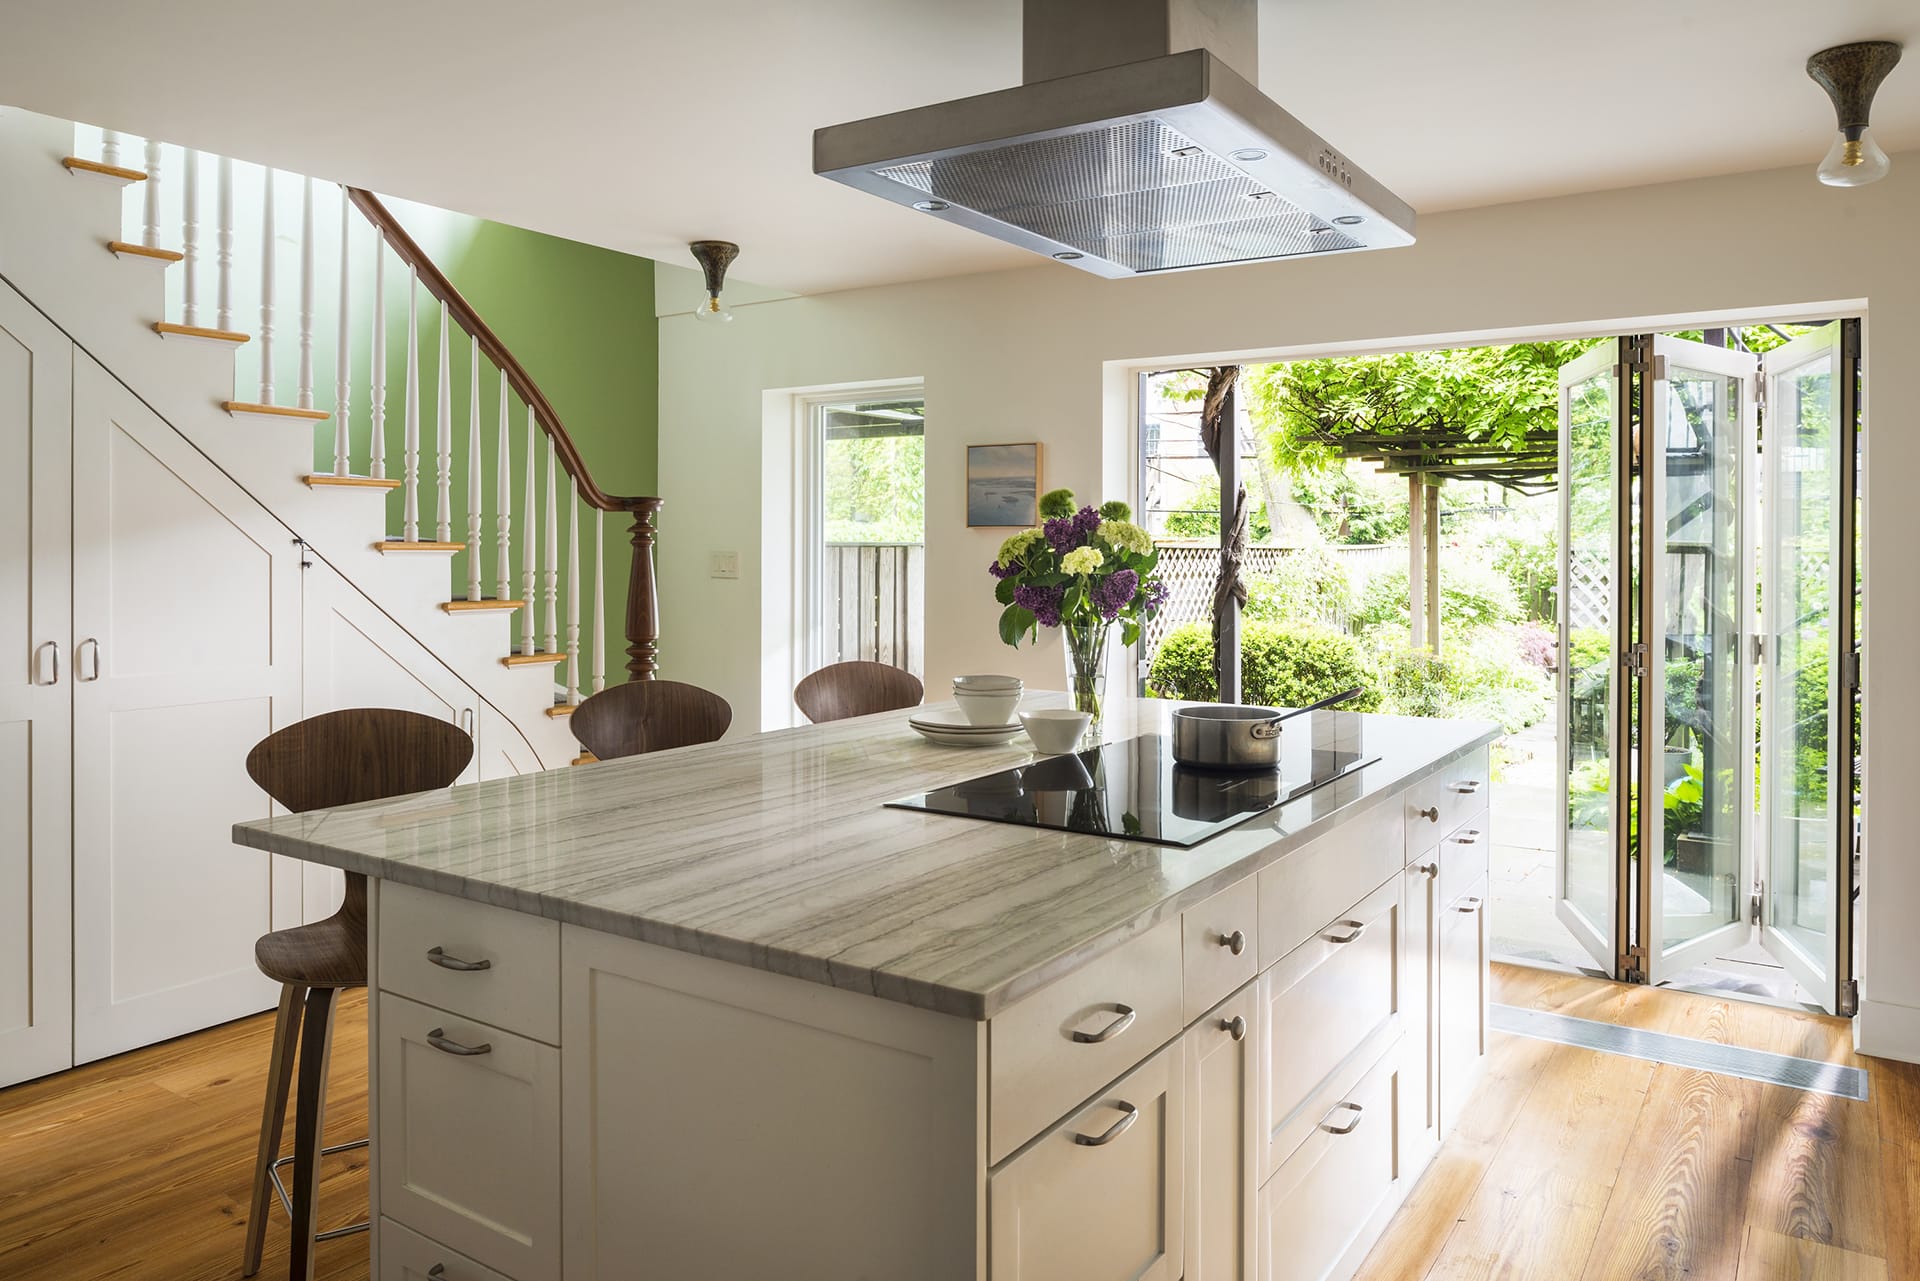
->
(254, 916), (367, 989)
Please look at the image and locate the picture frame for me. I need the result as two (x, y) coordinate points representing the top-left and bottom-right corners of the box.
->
(966, 442), (1043, 528)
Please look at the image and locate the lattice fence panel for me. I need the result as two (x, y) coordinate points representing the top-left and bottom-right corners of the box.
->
(1565, 551), (1610, 631)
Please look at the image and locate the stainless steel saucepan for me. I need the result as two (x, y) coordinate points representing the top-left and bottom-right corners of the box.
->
(1169, 687), (1363, 770)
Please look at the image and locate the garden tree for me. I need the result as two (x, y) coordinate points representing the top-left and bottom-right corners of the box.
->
(1154, 368), (1290, 540)
(822, 431), (925, 544)
(1161, 475), (1272, 542)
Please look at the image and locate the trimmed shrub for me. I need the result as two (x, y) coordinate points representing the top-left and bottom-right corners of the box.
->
(1147, 620), (1383, 711)
(1146, 622), (1218, 700)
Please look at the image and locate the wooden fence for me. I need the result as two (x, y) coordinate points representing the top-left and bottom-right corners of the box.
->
(822, 543), (925, 677)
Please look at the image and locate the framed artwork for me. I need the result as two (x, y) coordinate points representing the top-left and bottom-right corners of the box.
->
(966, 443), (1043, 527)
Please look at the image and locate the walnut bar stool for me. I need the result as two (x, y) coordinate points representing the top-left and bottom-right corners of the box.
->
(569, 679), (732, 760)
(241, 709), (474, 1280)
(793, 660), (923, 723)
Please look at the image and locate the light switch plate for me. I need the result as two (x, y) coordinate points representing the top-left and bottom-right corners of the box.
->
(709, 551), (740, 579)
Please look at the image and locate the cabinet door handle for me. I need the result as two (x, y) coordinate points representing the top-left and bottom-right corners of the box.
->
(1413, 861), (1439, 880)
(76, 637), (101, 682)
(1070, 1003), (1137, 1044)
(426, 1267), (446, 1279)
(1219, 928), (1247, 956)
(1418, 806), (1440, 823)
(33, 641), (58, 686)
(426, 945), (492, 973)
(1453, 830), (1481, 846)
(1449, 780), (1482, 795)
(1324, 920), (1366, 944)
(1071, 1100), (1139, 1147)
(1455, 896), (1484, 914)
(1222, 1014), (1247, 1042)
(425, 1027), (492, 1057)
(1319, 1101), (1365, 1135)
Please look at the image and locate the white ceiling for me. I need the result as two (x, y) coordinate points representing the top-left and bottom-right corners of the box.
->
(2, 0), (1914, 296)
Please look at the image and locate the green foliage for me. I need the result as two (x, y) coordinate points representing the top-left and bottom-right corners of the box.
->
(1161, 475), (1272, 542)
(1288, 466), (1408, 545)
(1481, 517), (1558, 622)
(1099, 500), (1133, 522)
(1370, 629), (1553, 732)
(1145, 621), (1384, 711)
(1374, 644), (1452, 719)
(1146, 623), (1219, 700)
(1242, 545), (1352, 630)
(1350, 560), (1519, 634)
(822, 433), (924, 544)
(1566, 627), (1610, 675)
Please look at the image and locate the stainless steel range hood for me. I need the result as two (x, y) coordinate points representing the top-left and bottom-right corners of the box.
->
(813, 0), (1415, 277)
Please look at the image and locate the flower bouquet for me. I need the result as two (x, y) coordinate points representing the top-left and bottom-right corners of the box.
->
(989, 488), (1168, 724)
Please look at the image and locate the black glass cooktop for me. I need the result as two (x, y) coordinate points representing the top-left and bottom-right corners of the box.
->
(886, 713), (1380, 849)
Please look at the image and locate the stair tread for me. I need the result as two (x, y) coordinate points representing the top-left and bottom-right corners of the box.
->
(545, 702), (578, 717)
(501, 651), (567, 667)
(64, 156), (146, 182)
(305, 474), (402, 490)
(442, 598), (526, 612)
(155, 322), (249, 344)
(107, 240), (183, 263)
(374, 539), (466, 553)
(228, 401), (329, 421)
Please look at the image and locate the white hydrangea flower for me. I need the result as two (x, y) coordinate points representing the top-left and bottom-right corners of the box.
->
(1061, 546), (1105, 575)
(997, 528), (1044, 568)
(1097, 520), (1152, 557)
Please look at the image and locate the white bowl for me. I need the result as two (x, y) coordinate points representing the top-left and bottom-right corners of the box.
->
(953, 673), (1024, 693)
(953, 687), (1021, 726)
(1020, 708), (1092, 754)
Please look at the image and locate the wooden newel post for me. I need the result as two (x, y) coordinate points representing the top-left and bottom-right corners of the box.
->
(624, 498), (663, 680)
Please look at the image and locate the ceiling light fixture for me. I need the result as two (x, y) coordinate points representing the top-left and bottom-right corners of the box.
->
(688, 240), (740, 323)
(913, 200), (950, 212)
(1806, 41), (1902, 187)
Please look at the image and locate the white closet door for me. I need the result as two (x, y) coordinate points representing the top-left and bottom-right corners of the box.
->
(0, 282), (73, 1088)
(70, 355), (300, 1063)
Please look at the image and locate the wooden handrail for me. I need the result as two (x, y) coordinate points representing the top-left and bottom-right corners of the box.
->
(345, 187), (662, 679)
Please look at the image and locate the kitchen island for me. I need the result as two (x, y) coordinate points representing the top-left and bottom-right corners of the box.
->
(235, 696), (1499, 1281)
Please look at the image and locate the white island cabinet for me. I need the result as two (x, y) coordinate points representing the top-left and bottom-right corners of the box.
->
(236, 700), (1496, 1281)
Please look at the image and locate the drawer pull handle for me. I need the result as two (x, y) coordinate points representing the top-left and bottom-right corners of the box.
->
(34, 641), (58, 686)
(427, 1268), (446, 1279)
(1418, 806), (1440, 823)
(1071, 1101), (1139, 1147)
(1454, 830), (1481, 846)
(1319, 1101), (1365, 1136)
(1450, 780), (1482, 795)
(1219, 928), (1247, 956)
(1324, 920), (1366, 945)
(1222, 1014), (1248, 1042)
(425, 1027), (492, 1057)
(426, 945), (492, 973)
(1070, 1003), (1137, 1044)
(1455, 896), (1484, 914)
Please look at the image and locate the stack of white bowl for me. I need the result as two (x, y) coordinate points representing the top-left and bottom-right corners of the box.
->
(951, 674), (1023, 727)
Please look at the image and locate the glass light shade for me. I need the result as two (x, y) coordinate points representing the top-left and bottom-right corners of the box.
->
(692, 294), (733, 323)
(1818, 128), (1891, 187)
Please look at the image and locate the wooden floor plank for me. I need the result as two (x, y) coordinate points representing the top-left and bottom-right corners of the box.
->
(1737, 1225), (1889, 1281)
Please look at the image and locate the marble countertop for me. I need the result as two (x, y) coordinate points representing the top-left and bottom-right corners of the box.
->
(233, 696), (1498, 1019)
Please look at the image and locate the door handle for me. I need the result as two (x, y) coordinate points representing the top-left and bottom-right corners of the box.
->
(1324, 920), (1366, 944)
(425, 1028), (492, 1057)
(1449, 780), (1482, 795)
(1454, 830), (1481, 846)
(33, 641), (58, 686)
(1455, 896), (1484, 914)
(1414, 861), (1440, 879)
(1070, 1003), (1137, 1044)
(1221, 1014), (1248, 1042)
(77, 637), (101, 682)
(1417, 806), (1440, 823)
(426, 945), (492, 973)
(1071, 1100), (1139, 1147)
(1218, 928), (1247, 956)
(1319, 1101), (1365, 1135)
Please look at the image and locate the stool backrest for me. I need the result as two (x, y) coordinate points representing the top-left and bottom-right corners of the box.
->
(246, 708), (476, 814)
(570, 680), (732, 760)
(793, 660), (923, 723)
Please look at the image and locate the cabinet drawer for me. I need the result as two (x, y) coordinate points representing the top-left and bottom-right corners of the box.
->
(1183, 876), (1259, 1022)
(1405, 748), (1491, 856)
(1437, 813), (1489, 906)
(989, 916), (1183, 1165)
(378, 880), (560, 1045)
(378, 1218), (514, 1281)
(990, 1040), (1184, 1281)
(1258, 877), (1400, 1182)
(1439, 873), (1490, 1136)
(1256, 1048), (1401, 1281)
(377, 993), (561, 1281)
(1258, 797), (1403, 971)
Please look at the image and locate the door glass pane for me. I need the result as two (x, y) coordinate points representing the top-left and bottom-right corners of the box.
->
(1562, 366), (1616, 940)
(1766, 352), (1837, 960)
(816, 394), (927, 677)
(1657, 367), (1744, 950)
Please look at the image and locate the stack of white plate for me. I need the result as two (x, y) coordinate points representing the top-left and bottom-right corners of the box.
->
(908, 706), (1024, 748)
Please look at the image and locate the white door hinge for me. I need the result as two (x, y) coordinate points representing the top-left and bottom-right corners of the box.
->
(1840, 977), (1860, 1018)
(1751, 634), (1764, 665)
(1750, 880), (1763, 925)
(1843, 650), (1861, 693)
(1623, 643), (1648, 676)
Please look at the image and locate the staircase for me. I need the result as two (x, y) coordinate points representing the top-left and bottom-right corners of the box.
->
(0, 108), (661, 769)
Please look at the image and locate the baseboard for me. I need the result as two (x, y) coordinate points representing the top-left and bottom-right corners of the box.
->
(1856, 996), (1920, 1066)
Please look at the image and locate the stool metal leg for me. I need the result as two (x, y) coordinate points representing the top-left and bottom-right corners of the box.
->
(244, 983), (306, 1278)
(289, 985), (338, 1281)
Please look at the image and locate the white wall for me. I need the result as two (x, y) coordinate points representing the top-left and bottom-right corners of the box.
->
(658, 156), (1920, 1061)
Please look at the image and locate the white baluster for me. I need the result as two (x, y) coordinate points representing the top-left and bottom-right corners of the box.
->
(467, 334), (482, 600)
(258, 168), (276, 403)
(544, 437), (559, 656)
(403, 267), (420, 541)
(101, 130), (122, 168)
(436, 301), (452, 543)
(521, 406), (537, 655)
(141, 140), (161, 249)
(333, 187), (351, 476)
(567, 476), (581, 703)
(215, 157), (234, 332)
(592, 509), (606, 694)
(181, 150), (200, 328)
(297, 176), (315, 411)
(370, 241), (386, 479)
(496, 369), (511, 604)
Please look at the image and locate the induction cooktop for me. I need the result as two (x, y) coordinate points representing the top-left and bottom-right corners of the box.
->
(886, 712), (1380, 849)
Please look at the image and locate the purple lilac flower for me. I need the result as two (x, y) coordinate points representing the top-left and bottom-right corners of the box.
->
(1092, 568), (1140, 620)
(1043, 515), (1081, 554)
(1072, 506), (1101, 539)
(988, 558), (1017, 580)
(1013, 583), (1065, 628)
(1142, 579), (1170, 617)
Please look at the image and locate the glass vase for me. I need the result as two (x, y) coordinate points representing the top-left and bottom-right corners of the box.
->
(1061, 619), (1111, 726)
